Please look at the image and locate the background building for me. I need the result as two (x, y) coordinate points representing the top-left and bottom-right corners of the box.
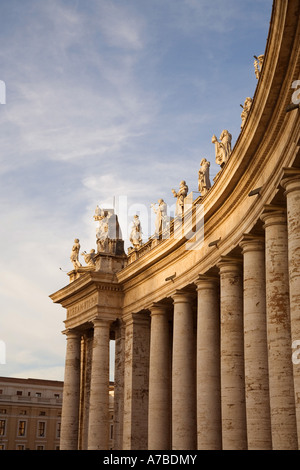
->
(0, 377), (63, 450)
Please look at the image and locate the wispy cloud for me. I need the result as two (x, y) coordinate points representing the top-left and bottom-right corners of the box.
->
(0, 0), (273, 380)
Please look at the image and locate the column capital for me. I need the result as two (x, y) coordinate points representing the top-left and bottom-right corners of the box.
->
(171, 288), (195, 304)
(280, 168), (300, 196)
(92, 317), (113, 328)
(260, 205), (287, 228)
(217, 255), (243, 273)
(149, 302), (168, 316)
(194, 274), (219, 291)
(62, 328), (81, 339)
(239, 233), (265, 253)
(123, 311), (150, 327)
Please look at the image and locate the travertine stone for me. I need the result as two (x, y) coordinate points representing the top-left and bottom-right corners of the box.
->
(123, 312), (150, 450)
(261, 209), (297, 450)
(88, 319), (111, 450)
(172, 291), (196, 450)
(217, 257), (247, 450)
(240, 235), (272, 450)
(60, 329), (81, 450)
(79, 332), (93, 449)
(148, 303), (171, 450)
(195, 276), (221, 450)
(113, 321), (125, 450)
(281, 172), (300, 446)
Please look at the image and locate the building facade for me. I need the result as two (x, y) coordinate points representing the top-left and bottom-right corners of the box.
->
(0, 377), (63, 450)
(50, 0), (300, 450)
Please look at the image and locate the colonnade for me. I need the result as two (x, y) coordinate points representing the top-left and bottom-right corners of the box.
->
(59, 171), (300, 450)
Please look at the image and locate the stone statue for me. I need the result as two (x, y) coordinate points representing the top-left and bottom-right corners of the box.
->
(241, 97), (253, 128)
(172, 180), (188, 216)
(212, 130), (232, 168)
(198, 158), (211, 195)
(94, 205), (124, 254)
(81, 249), (96, 266)
(152, 199), (168, 236)
(129, 215), (143, 249)
(70, 238), (82, 269)
(254, 54), (264, 79)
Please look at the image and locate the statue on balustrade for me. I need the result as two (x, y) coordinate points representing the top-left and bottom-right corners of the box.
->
(240, 97), (253, 128)
(70, 238), (82, 269)
(212, 129), (232, 168)
(81, 249), (96, 266)
(129, 215), (143, 249)
(254, 54), (264, 79)
(198, 158), (211, 195)
(151, 199), (169, 237)
(172, 180), (189, 216)
(94, 205), (123, 253)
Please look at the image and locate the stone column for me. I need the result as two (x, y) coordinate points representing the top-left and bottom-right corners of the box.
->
(239, 235), (272, 449)
(123, 312), (150, 450)
(148, 303), (171, 450)
(217, 257), (247, 450)
(261, 208), (297, 449)
(79, 331), (93, 450)
(88, 318), (111, 450)
(60, 329), (81, 450)
(172, 290), (196, 450)
(113, 320), (125, 450)
(281, 170), (300, 447)
(195, 276), (221, 450)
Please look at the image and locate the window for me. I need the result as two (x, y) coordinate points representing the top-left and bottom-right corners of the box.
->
(19, 410), (27, 415)
(0, 419), (6, 436)
(16, 391), (22, 396)
(16, 445), (25, 450)
(54, 393), (60, 399)
(56, 422), (61, 438)
(38, 421), (46, 437)
(18, 420), (26, 437)
(39, 411), (46, 416)
(35, 392), (41, 398)
(0, 409), (6, 414)
(0, 444), (5, 450)
(36, 445), (44, 450)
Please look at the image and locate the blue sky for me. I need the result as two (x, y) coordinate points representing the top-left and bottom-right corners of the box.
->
(0, 0), (273, 381)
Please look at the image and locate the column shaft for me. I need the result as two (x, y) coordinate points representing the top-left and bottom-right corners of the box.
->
(123, 312), (150, 450)
(60, 330), (81, 450)
(240, 236), (272, 449)
(88, 319), (111, 450)
(172, 291), (196, 450)
(218, 257), (247, 450)
(195, 276), (221, 450)
(148, 304), (171, 450)
(261, 209), (297, 449)
(281, 173), (300, 447)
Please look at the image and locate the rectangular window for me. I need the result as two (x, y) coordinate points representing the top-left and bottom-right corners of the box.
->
(35, 392), (41, 397)
(56, 422), (61, 438)
(38, 421), (46, 437)
(16, 391), (22, 396)
(16, 444), (25, 450)
(0, 420), (6, 436)
(18, 420), (26, 436)
(0, 444), (5, 450)
(36, 445), (44, 450)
